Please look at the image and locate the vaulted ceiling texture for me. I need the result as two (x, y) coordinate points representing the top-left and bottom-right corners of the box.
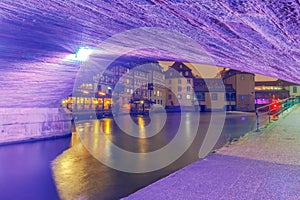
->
(0, 0), (299, 107)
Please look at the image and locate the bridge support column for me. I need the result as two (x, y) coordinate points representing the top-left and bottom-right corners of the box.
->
(0, 108), (72, 145)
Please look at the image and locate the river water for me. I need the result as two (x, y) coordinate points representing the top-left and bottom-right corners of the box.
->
(0, 112), (257, 200)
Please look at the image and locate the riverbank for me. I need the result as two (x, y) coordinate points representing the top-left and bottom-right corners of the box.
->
(0, 107), (72, 146)
(124, 105), (300, 199)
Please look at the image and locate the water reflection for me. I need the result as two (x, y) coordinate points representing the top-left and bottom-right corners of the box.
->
(0, 137), (70, 200)
(52, 112), (257, 200)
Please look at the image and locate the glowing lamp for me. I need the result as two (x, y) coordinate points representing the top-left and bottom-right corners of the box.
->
(75, 47), (93, 61)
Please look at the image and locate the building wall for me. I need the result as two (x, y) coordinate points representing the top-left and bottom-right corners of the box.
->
(148, 64), (166, 107)
(164, 63), (195, 111)
(289, 85), (300, 97)
(165, 77), (194, 110)
(204, 92), (225, 111)
(224, 72), (255, 111)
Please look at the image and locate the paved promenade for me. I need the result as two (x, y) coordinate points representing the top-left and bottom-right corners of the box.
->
(125, 105), (300, 200)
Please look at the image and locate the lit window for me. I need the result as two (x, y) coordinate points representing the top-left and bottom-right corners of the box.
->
(177, 94), (182, 99)
(186, 94), (191, 100)
(241, 74), (245, 80)
(185, 71), (189, 76)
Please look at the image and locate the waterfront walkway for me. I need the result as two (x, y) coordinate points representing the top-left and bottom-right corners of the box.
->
(125, 105), (300, 200)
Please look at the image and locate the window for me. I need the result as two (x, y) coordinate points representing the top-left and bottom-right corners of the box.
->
(178, 79), (181, 84)
(168, 80), (172, 84)
(177, 94), (182, 99)
(293, 86), (297, 93)
(241, 74), (245, 80)
(178, 86), (182, 92)
(186, 94), (191, 100)
(180, 64), (183, 68)
(187, 86), (191, 91)
(185, 71), (189, 76)
(241, 95), (245, 100)
(196, 92), (205, 101)
(231, 93), (236, 101)
(226, 93), (230, 101)
(211, 93), (218, 100)
(168, 94), (172, 100)
(187, 79), (191, 84)
(179, 72), (183, 76)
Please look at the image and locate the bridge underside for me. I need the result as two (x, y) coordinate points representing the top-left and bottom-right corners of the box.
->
(1, 0), (300, 107)
(0, 0), (299, 141)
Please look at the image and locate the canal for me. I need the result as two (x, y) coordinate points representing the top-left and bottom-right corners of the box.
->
(0, 112), (257, 200)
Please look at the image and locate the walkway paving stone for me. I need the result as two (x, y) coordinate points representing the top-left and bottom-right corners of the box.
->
(124, 105), (300, 200)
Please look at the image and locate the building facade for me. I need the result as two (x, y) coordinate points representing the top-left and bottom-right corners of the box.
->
(147, 62), (165, 107)
(165, 62), (195, 111)
(194, 78), (236, 111)
(254, 80), (290, 106)
(63, 62), (260, 114)
(222, 69), (255, 111)
(289, 85), (300, 98)
(63, 61), (166, 114)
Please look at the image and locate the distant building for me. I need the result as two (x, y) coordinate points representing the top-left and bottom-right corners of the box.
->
(90, 61), (166, 114)
(129, 62), (165, 113)
(222, 69), (255, 111)
(165, 62), (195, 111)
(289, 84), (300, 98)
(254, 80), (290, 106)
(194, 78), (236, 111)
(147, 62), (165, 107)
(65, 61), (260, 114)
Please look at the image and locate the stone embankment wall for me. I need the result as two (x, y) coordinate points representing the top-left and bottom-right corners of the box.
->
(0, 108), (72, 145)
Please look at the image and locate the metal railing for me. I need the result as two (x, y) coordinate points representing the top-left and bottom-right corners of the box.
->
(255, 97), (299, 132)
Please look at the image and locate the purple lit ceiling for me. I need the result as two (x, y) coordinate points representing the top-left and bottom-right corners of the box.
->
(0, 0), (300, 107)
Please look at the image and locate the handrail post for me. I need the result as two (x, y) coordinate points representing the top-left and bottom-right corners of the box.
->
(256, 109), (259, 132)
(268, 106), (271, 123)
